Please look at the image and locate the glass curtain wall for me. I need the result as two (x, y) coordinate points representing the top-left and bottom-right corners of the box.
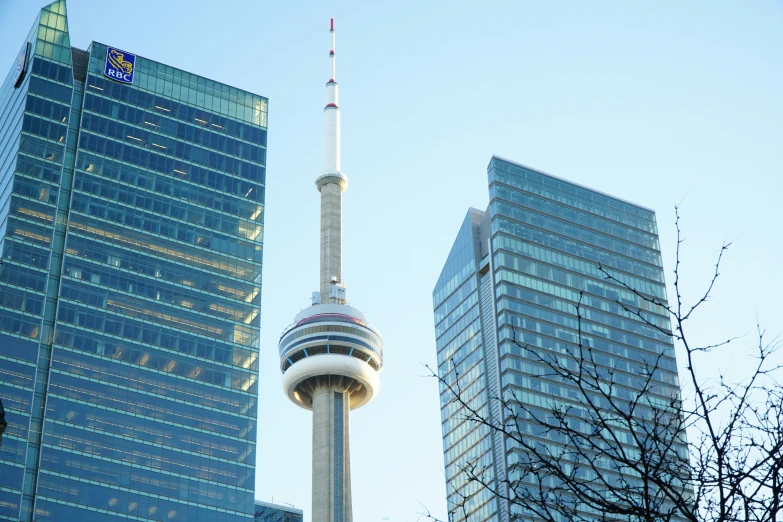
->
(0, 2), (74, 520)
(0, 1), (268, 521)
(432, 210), (500, 522)
(433, 156), (684, 522)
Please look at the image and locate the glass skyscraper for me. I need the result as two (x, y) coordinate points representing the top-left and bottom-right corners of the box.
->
(0, 1), (267, 521)
(432, 156), (682, 521)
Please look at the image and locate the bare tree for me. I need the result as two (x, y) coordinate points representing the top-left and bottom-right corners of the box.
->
(425, 208), (783, 522)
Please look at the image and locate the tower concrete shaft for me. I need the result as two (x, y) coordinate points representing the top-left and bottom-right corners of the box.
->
(319, 182), (342, 300)
(312, 384), (353, 522)
(317, 17), (348, 303)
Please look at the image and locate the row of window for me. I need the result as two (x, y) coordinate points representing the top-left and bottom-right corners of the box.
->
(15, 153), (63, 184)
(0, 333), (39, 364)
(53, 325), (258, 398)
(435, 290), (478, 339)
(45, 374), (254, 456)
(0, 236), (49, 270)
(13, 173), (60, 206)
(80, 114), (265, 183)
(0, 385), (33, 418)
(67, 214), (262, 282)
(501, 324), (678, 374)
(35, 484), (252, 522)
(494, 218), (663, 282)
(281, 333), (381, 362)
(494, 236), (666, 300)
(47, 371), (254, 440)
(495, 200), (661, 266)
(52, 346), (256, 416)
(9, 198), (55, 232)
(56, 302), (256, 366)
(501, 353), (679, 398)
(0, 305), (42, 339)
(496, 261), (671, 325)
(22, 114), (67, 144)
(31, 56), (73, 85)
(64, 259), (257, 323)
(437, 331), (483, 387)
(433, 258), (476, 308)
(0, 260), (48, 291)
(28, 75), (72, 105)
(491, 160), (656, 224)
(6, 214), (54, 248)
(86, 39), (266, 117)
(84, 93), (266, 159)
(18, 133), (64, 164)
(433, 270), (477, 324)
(64, 233), (260, 301)
(498, 291), (672, 344)
(437, 316), (481, 364)
(501, 362), (677, 413)
(25, 94), (70, 125)
(436, 304), (480, 351)
(498, 308), (673, 360)
(60, 279), (254, 346)
(78, 130), (266, 195)
(491, 184), (659, 250)
(0, 356), (35, 391)
(71, 192), (262, 262)
(0, 482), (21, 518)
(43, 423), (254, 490)
(38, 450), (249, 513)
(279, 323), (381, 351)
(437, 333), (484, 380)
(75, 171), (262, 242)
(75, 151), (264, 220)
(86, 74), (267, 144)
(502, 369), (676, 420)
(0, 283), (44, 315)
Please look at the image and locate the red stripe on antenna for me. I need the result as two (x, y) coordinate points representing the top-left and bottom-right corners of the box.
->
(330, 18), (334, 31)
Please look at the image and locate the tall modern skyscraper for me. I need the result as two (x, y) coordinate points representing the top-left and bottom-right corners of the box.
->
(432, 156), (682, 521)
(277, 19), (383, 522)
(0, 2), (267, 520)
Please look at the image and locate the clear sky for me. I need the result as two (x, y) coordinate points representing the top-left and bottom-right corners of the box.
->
(1, 1), (782, 521)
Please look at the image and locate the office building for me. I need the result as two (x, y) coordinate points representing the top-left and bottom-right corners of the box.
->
(432, 156), (682, 520)
(254, 501), (304, 522)
(277, 18), (383, 522)
(0, 1), (267, 520)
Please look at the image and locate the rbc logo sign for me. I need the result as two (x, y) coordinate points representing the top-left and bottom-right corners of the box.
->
(104, 47), (135, 84)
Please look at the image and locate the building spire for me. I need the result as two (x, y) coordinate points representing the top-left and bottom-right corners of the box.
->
(316, 17), (348, 303)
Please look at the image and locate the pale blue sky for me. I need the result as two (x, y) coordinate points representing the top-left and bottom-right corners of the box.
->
(1, 1), (782, 521)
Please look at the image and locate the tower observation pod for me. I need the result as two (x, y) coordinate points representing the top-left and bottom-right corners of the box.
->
(278, 18), (383, 522)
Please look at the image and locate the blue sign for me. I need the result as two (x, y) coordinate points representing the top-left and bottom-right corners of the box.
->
(13, 42), (30, 89)
(104, 46), (135, 84)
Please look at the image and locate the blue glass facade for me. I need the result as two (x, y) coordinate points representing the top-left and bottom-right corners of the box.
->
(0, 2), (267, 521)
(254, 501), (304, 522)
(432, 156), (682, 521)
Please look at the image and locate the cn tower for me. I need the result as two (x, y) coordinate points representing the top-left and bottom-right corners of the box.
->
(278, 18), (383, 522)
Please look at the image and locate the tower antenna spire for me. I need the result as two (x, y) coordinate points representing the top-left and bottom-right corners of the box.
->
(316, 15), (348, 303)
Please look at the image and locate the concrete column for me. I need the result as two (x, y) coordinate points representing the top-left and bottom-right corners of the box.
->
(312, 385), (352, 522)
(319, 183), (342, 300)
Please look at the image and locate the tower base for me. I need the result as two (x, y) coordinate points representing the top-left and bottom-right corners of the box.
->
(312, 384), (352, 522)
